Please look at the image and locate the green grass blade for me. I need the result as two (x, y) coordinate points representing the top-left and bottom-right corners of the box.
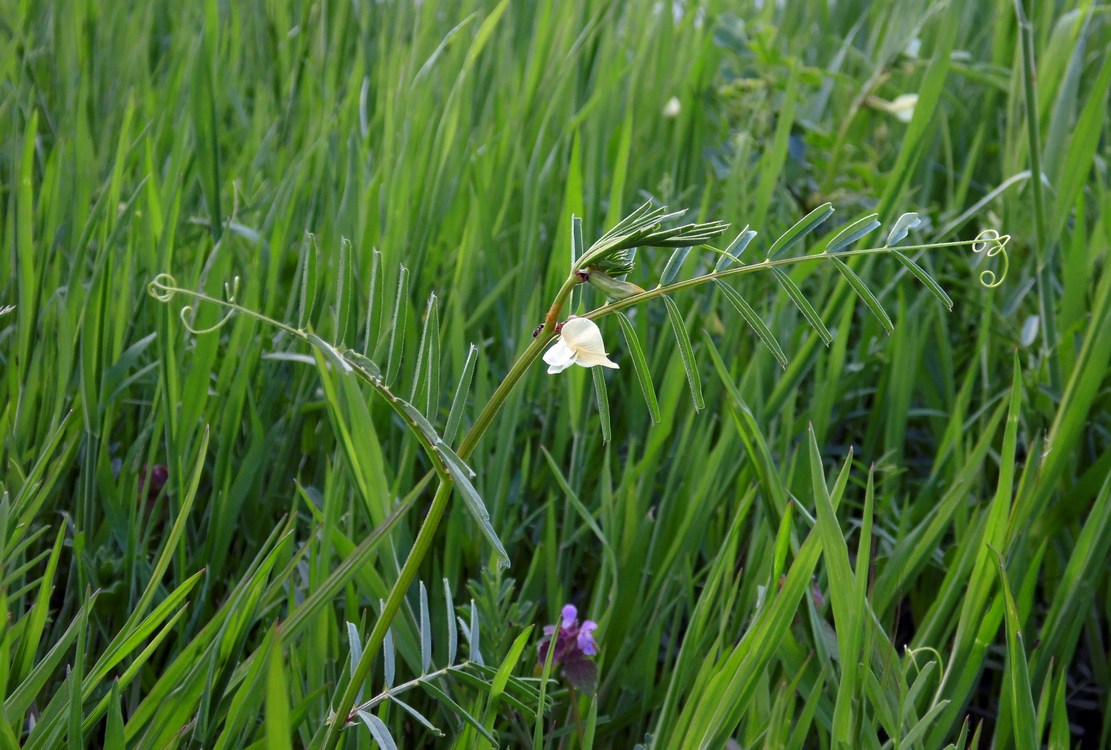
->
(266, 627), (293, 750)
(993, 554), (1038, 750)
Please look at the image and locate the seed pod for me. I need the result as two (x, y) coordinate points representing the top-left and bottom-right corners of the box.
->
(586, 269), (645, 300)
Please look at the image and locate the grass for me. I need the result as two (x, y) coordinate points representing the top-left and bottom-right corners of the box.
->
(2, 0), (1109, 747)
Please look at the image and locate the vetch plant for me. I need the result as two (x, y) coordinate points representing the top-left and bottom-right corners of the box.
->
(149, 201), (1008, 746)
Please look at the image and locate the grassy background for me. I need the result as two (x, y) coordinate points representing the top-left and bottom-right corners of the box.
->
(2, 0), (1110, 747)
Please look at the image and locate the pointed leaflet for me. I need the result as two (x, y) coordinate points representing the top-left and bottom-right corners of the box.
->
(615, 312), (660, 423)
(444, 579), (458, 665)
(443, 344), (478, 446)
(715, 280), (788, 368)
(419, 581), (432, 674)
(771, 268), (833, 346)
(469, 599), (483, 666)
(829, 257), (894, 333)
(441, 449), (510, 569)
(660, 246), (692, 286)
(387, 695), (443, 736)
(885, 212), (921, 246)
(384, 266), (409, 385)
(766, 203), (834, 259)
(662, 296), (704, 411)
(892, 250), (953, 309)
(383, 622), (396, 688)
(410, 293), (439, 404)
(298, 234), (317, 329)
(334, 238), (352, 343)
(715, 227), (756, 271)
(570, 215), (585, 311)
(592, 367), (612, 444)
(346, 623), (364, 699)
(362, 248), (383, 355)
(356, 711), (398, 750)
(308, 335), (506, 566)
(419, 682), (499, 746)
(824, 213), (880, 253)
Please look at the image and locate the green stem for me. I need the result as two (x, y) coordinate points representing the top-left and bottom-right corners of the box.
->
(461, 273), (579, 457)
(322, 480), (453, 746)
(322, 273), (579, 748)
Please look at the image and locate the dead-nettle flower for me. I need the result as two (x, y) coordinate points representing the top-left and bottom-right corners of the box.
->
(139, 464), (170, 500)
(542, 317), (619, 374)
(538, 604), (600, 692)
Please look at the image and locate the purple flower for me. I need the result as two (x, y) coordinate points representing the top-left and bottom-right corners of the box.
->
(577, 620), (598, 655)
(537, 603), (600, 693)
(139, 464), (169, 501)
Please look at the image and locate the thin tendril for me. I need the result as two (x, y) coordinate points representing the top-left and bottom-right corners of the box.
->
(971, 229), (1011, 288)
(178, 305), (236, 335)
(147, 273), (301, 337)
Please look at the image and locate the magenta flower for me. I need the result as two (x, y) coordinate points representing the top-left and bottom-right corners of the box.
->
(139, 464), (169, 500)
(537, 604), (599, 692)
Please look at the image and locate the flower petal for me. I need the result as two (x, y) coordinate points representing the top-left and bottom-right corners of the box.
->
(559, 317), (607, 354)
(543, 340), (576, 367)
(561, 604), (578, 626)
(577, 621), (598, 655)
(574, 350), (619, 369)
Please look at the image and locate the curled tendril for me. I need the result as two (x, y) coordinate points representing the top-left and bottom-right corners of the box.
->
(147, 273), (179, 302)
(972, 229), (1010, 288)
(147, 273), (243, 335)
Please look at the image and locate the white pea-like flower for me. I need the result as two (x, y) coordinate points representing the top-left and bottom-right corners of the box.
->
(868, 93), (919, 123)
(543, 317), (619, 374)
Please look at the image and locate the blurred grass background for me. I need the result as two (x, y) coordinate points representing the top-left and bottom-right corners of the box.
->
(2, 0), (1109, 747)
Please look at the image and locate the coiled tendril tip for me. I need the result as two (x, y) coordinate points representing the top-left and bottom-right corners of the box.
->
(972, 228), (1010, 289)
(147, 273), (178, 303)
(147, 273), (240, 335)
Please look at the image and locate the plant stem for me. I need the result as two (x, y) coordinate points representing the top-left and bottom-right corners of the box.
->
(323, 273), (579, 748)
(322, 479), (453, 747)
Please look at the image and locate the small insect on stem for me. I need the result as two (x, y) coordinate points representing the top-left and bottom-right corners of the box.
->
(532, 320), (567, 338)
(575, 269), (591, 283)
